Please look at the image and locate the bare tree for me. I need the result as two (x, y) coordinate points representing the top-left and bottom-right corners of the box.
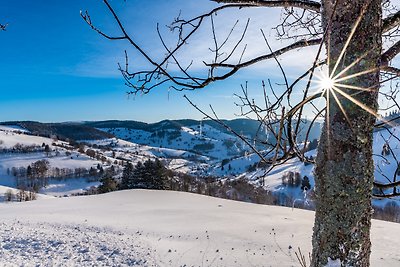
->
(4, 189), (14, 202)
(83, 0), (400, 266)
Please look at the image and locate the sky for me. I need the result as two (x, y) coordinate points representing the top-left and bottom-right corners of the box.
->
(0, 0), (321, 123)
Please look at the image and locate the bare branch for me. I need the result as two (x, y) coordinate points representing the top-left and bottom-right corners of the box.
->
(373, 191), (400, 199)
(211, 0), (321, 12)
(206, 38), (322, 69)
(84, 1), (323, 93)
(274, 6), (322, 39)
(381, 65), (400, 77)
(383, 9), (400, 32)
(382, 40), (400, 64)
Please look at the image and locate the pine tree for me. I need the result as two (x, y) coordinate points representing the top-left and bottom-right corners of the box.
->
(132, 159), (168, 190)
(151, 159), (168, 190)
(98, 174), (117, 193)
(120, 162), (134, 189)
(26, 165), (32, 178)
(133, 161), (145, 188)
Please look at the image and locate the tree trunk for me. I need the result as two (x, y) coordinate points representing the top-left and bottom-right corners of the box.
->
(312, 0), (382, 266)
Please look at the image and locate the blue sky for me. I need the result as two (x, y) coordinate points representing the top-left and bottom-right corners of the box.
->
(0, 0), (318, 123)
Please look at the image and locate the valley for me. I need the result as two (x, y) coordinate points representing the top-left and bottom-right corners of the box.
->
(0, 119), (398, 221)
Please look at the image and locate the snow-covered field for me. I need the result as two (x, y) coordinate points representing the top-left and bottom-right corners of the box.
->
(39, 178), (100, 197)
(1, 190), (399, 267)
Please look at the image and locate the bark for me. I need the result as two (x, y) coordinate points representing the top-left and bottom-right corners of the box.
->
(311, 0), (382, 266)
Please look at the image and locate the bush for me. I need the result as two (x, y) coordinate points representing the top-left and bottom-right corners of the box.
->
(86, 149), (96, 158)
(4, 189), (14, 202)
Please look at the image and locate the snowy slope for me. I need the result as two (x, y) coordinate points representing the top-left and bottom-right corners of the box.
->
(0, 190), (399, 267)
(0, 126), (104, 196)
(0, 126), (203, 194)
(0, 125), (210, 197)
(101, 123), (250, 160)
(243, 126), (400, 206)
(0, 127), (51, 148)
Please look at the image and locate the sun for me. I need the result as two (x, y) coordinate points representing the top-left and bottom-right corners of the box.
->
(314, 70), (337, 95)
(320, 76), (336, 91)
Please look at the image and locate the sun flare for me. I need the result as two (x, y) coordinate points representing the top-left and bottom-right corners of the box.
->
(318, 75), (336, 91)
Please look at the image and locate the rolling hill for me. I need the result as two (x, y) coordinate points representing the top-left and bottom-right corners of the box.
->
(1, 189), (399, 267)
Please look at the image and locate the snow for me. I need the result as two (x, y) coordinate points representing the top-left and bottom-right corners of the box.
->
(1, 120), (399, 265)
(0, 190), (399, 266)
(39, 178), (100, 197)
(0, 153), (98, 170)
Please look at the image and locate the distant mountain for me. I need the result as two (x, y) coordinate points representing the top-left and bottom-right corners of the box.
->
(0, 121), (114, 141)
(84, 118), (322, 144)
(84, 120), (150, 131)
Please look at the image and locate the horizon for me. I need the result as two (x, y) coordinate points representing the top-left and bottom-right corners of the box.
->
(0, 116), (278, 125)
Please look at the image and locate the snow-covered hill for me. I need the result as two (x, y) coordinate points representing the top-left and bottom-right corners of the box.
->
(0, 126), (103, 192)
(1, 190), (399, 267)
(2, 121), (400, 210)
(249, 126), (400, 207)
(101, 123), (248, 161)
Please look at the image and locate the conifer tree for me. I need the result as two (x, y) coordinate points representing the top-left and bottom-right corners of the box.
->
(120, 162), (134, 189)
(98, 174), (117, 193)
